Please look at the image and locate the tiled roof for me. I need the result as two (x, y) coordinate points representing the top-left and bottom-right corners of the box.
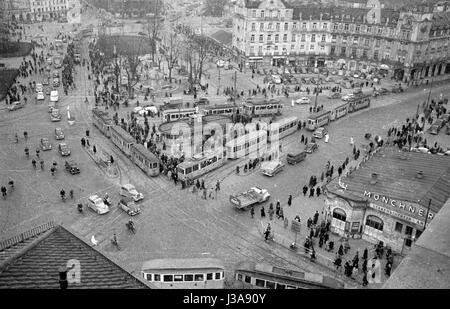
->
(383, 198), (450, 289)
(0, 225), (149, 289)
(327, 147), (450, 214)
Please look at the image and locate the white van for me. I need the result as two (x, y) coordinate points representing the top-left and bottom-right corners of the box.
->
(50, 90), (59, 102)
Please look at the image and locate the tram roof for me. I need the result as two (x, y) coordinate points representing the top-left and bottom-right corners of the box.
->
(131, 143), (159, 162)
(92, 108), (113, 123)
(225, 130), (267, 146)
(270, 116), (298, 127)
(178, 150), (222, 168)
(110, 125), (135, 143)
(142, 258), (224, 271)
(244, 99), (281, 106)
(308, 109), (331, 120)
(204, 104), (235, 110)
(158, 115), (232, 135)
(162, 108), (197, 113)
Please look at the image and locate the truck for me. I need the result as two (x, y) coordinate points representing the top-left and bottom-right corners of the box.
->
(230, 187), (270, 210)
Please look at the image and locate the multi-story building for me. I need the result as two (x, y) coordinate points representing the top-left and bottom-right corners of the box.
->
(232, 0), (450, 82)
(0, 0), (33, 22)
(29, 0), (69, 21)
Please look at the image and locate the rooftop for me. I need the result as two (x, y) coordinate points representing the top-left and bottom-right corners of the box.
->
(142, 258), (224, 271)
(209, 30), (233, 46)
(326, 147), (450, 214)
(0, 223), (149, 289)
(158, 114), (232, 135)
(383, 198), (450, 289)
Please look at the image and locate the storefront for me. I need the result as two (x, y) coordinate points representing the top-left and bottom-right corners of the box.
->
(248, 57), (263, 69)
(272, 56), (286, 67)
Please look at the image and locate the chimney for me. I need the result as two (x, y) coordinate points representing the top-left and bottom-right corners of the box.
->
(416, 171), (424, 179)
(370, 173), (378, 184)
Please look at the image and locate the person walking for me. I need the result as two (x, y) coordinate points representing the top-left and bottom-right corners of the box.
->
(268, 203), (274, 220)
(309, 187), (314, 197)
(350, 136), (354, 146)
(316, 187), (321, 197)
(302, 185), (308, 196)
(287, 194), (292, 207)
(32, 159), (37, 169)
(260, 206), (265, 218)
(250, 206), (255, 218)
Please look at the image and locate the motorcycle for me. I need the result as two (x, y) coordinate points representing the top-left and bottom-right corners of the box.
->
(126, 221), (136, 234)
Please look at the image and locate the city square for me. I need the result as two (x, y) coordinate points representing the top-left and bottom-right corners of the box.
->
(0, 0), (449, 291)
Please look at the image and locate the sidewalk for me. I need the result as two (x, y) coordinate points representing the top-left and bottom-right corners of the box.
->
(82, 144), (119, 179)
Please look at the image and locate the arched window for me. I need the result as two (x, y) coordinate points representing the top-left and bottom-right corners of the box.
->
(332, 208), (346, 221)
(366, 215), (383, 231)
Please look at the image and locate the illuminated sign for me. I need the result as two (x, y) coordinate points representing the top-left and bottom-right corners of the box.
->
(364, 191), (434, 221)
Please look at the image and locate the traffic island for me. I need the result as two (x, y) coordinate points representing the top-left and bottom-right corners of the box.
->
(82, 145), (119, 179)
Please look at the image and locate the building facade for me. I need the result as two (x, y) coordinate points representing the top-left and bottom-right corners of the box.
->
(29, 0), (69, 22)
(232, 0), (450, 82)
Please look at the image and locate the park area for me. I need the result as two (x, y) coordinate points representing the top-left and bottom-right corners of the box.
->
(96, 35), (153, 58)
(0, 69), (19, 101)
(0, 42), (33, 58)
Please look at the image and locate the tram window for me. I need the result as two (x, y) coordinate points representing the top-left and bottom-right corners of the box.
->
(212, 156), (217, 163)
(153, 163), (158, 168)
(163, 275), (173, 282)
(185, 167), (192, 174)
(174, 275), (183, 282)
(146, 274), (152, 281)
(237, 274), (243, 281)
(265, 281), (276, 289)
(154, 274), (161, 281)
(215, 272), (221, 280)
(194, 274), (204, 281)
(184, 274), (194, 281)
(245, 276), (251, 283)
(207, 273), (213, 280)
(276, 283), (286, 289)
(192, 164), (199, 171)
(255, 279), (265, 287)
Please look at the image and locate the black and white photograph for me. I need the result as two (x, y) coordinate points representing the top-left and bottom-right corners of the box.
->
(0, 0), (449, 295)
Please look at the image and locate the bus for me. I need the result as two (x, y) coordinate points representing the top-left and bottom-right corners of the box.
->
(177, 151), (227, 181)
(141, 258), (225, 289)
(234, 261), (345, 289)
(225, 130), (267, 159)
(306, 110), (331, 131)
(162, 108), (197, 123)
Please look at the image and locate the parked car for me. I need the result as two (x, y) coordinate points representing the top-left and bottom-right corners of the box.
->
(378, 88), (389, 95)
(328, 93), (341, 99)
(260, 160), (285, 177)
(118, 197), (141, 216)
(50, 109), (62, 121)
(313, 127), (328, 139)
(194, 97), (210, 106)
(287, 151), (307, 165)
(40, 138), (52, 151)
(42, 78), (49, 86)
(8, 101), (25, 111)
(65, 160), (80, 174)
(341, 93), (354, 101)
(37, 91), (45, 101)
(58, 143), (71, 156)
(294, 97), (311, 104)
(55, 128), (65, 140)
(120, 184), (144, 202)
(305, 142), (319, 153)
(35, 83), (43, 92)
(87, 195), (110, 214)
(50, 90), (59, 102)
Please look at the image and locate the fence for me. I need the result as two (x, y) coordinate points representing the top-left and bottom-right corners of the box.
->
(0, 221), (55, 251)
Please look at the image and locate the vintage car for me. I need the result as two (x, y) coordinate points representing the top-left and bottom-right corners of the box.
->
(58, 143), (71, 156)
(305, 142), (319, 153)
(40, 138), (52, 151)
(87, 195), (110, 214)
(65, 160), (80, 174)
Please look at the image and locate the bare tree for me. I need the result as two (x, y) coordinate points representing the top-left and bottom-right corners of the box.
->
(146, 0), (162, 64)
(162, 32), (180, 83)
(123, 43), (142, 98)
(191, 35), (213, 85)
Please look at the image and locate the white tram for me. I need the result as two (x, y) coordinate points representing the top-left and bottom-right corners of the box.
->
(141, 258), (225, 289)
(176, 150), (227, 181)
(203, 104), (235, 117)
(330, 102), (349, 121)
(110, 125), (134, 157)
(92, 108), (113, 137)
(225, 130), (267, 159)
(267, 116), (299, 142)
(162, 108), (197, 123)
(306, 110), (331, 131)
(130, 143), (160, 177)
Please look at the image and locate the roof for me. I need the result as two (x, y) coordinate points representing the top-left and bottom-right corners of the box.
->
(158, 115), (231, 135)
(0, 224), (149, 289)
(142, 258), (224, 271)
(308, 109), (331, 119)
(130, 143), (159, 161)
(209, 30), (233, 46)
(110, 125), (135, 143)
(383, 198), (450, 289)
(327, 147), (450, 214)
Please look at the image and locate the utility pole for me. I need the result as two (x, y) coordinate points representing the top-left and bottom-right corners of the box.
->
(217, 65), (221, 95)
(422, 199), (432, 232)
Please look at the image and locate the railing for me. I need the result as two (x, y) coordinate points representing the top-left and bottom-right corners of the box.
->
(0, 221), (55, 251)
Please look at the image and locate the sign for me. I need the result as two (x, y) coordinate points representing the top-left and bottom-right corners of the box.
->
(363, 190), (434, 220)
(369, 203), (428, 227)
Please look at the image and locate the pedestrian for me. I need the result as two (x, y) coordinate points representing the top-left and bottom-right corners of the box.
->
(86, 129), (90, 137)
(1, 186), (6, 198)
(350, 136), (354, 146)
(81, 137), (86, 147)
(216, 180), (220, 191)
(93, 145), (97, 154)
(250, 206), (254, 218)
(32, 159), (36, 169)
(363, 248), (368, 260)
(353, 252), (359, 269)
(301, 134), (304, 143)
(309, 228), (314, 239)
(309, 187), (314, 197)
(269, 204), (274, 220)
(362, 273), (369, 286)
(260, 206), (266, 218)
(338, 244), (344, 256)
(302, 185), (308, 196)
(40, 159), (44, 170)
(307, 217), (312, 228)
(316, 187), (321, 197)
(287, 194), (292, 207)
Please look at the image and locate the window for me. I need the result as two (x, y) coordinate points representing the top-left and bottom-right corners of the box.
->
(293, 22), (297, 29)
(154, 274), (160, 281)
(146, 274), (152, 281)
(311, 34), (315, 42)
(320, 46), (325, 52)
(344, 24), (349, 31)
(206, 273), (213, 280)
(258, 46), (263, 53)
(312, 23), (317, 29)
(373, 50), (379, 60)
(250, 35), (255, 42)
(332, 208), (346, 221)
(260, 23), (264, 31)
(375, 39), (380, 47)
(356, 25), (360, 32)
(163, 275), (173, 282)
(310, 44), (315, 50)
(274, 45), (278, 51)
(184, 274), (194, 281)
(334, 23), (338, 30)
(367, 26), (372, 33)
(245, 275), (251, 283)
(275, 34), (279, 42)
(341, 47), (346, 55)
(321, 34), (326, 42)
(300, 44), (305, 49)
(237, 274), (243, 281)
(265, 281), (276, 289)
(268, 23), (272, 30)
(330, 46), (335, 55)
(342, 36), (347, 43)
(267, 34), (272, 41)
(405, 225), (413, 236)
(276, 283), (286, 289)
(378, 27), (383, 34)
(276, 23), (280, 31)
(395, 222), (403, 233)
(365, 38), (370, 46)
(261, 10), (264, 18)
(283, 34), (287, 42)
(215, 272), (221, 280)
(255, 279), (265, 287)
(259, 35), (263, 42)
(415, 229), (422, 240)
(362, 49), (367, 58)
(353, 36), (358, 44)
(284, 23), (288, 30)
(366, 215), (383, 231)
(352, 48), (357, 57)
(194, 274), (204, 281)
(331, 34), (337, 42)
(302, 22), (307, 29)
(252, 10), (256, 17)
(301, 34), (305, 42)
(251, 23), (255, 31)
(174, 275), (183, 282)
(323, 23), (328, 30)
(291, 34), (295, 42)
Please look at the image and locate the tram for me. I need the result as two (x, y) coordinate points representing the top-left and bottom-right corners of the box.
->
(110, 125), (135, 157)
(225, 130), (267, 159)
(234, 261), (344, 289)
(92, 108), (113, 137)
(162, 108), (197, 123)
(242, 99), (282, 118)
(141, 258), (225, 289)
(176, 150), (227, 181)
(348, 94), (371, 113)
(267, 116), (299, 142)
(306, 110), (331, 131)
(203, 104), (235, 117)
(329, 102), (349, 121)
(130, 143), (160, 177)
